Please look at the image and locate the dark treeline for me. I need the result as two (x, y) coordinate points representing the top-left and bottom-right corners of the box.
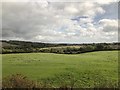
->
(40, 43), (119, 54)
(1, 40), (70, 54)
(0, 40), (120, 54)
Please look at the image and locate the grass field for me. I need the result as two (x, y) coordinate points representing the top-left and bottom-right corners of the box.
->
(2, 51), (118, 88)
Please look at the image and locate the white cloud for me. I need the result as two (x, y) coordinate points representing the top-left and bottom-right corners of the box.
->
(64, 5), (79, 14)
(96, 7), (105, 14)
(99, 19), (118, 32)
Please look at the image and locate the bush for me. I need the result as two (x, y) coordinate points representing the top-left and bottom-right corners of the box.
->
(2, 74), (36, 88)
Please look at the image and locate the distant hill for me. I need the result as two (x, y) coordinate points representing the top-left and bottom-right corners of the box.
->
(0, 40), (119, 54)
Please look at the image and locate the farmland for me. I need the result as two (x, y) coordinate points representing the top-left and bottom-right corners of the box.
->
(2, 50), (118, 88)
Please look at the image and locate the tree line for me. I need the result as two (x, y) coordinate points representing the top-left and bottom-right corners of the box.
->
(1, 40), (119, 54)
(39, 43), (119, 54)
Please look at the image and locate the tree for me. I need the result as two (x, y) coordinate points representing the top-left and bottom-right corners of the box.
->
(95, 44), (104, 50)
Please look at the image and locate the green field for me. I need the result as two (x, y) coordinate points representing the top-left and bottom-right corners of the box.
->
(2, 51), (118, 88)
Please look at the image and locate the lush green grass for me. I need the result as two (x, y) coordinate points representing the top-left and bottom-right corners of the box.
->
(2, 51), (118, 88)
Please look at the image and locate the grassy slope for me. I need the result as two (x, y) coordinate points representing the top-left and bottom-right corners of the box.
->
(2, 51), (118, 87)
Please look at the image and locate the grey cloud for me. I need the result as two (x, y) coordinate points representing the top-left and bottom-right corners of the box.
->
(2, 2), (118, 43)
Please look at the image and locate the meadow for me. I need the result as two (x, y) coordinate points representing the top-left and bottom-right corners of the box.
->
(2, 51), (118, 88)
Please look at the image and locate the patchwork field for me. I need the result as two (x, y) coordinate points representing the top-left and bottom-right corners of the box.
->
(2, 51), (118, 88)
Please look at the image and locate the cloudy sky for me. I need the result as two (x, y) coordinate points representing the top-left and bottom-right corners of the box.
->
(1, 0), (119, 43)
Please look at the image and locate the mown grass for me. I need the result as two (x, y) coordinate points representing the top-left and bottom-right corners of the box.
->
(2, 51), (118, 88)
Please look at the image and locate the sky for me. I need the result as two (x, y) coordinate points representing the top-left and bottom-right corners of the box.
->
(1, 0), (119, 43)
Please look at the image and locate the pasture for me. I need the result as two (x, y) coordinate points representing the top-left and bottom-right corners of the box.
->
(2, 51), (118, 88)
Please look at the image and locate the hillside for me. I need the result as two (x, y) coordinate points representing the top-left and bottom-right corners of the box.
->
(0, 40), (71, 53)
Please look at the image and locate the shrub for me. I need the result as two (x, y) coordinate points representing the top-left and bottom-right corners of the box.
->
(2, 74), (36, 88)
